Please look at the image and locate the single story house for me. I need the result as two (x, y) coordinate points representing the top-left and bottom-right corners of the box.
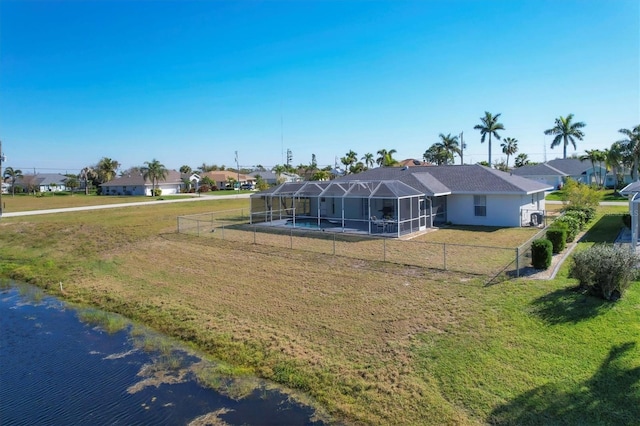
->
(511, 158), (630, 189)
(100, 170), (184, 196)
(250, 164), (551, 237)
(200, 171), (255, 189)
(248, 170), (301, 185)
(14, 173), (69, 193)
(620, 181), (640, 250)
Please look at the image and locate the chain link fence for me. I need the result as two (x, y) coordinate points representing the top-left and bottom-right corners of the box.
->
(178, 209), (546, 279)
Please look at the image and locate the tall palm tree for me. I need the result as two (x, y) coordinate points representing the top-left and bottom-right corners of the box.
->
(501, 137), (518, 169)
(179, 165), (192, 175)
(605, 144), (623, 192)
(141, 159), (168, 197)
(79, 166), (95, 195)
(96, 157), (120, 184)
(544, 114), (586, 159)
(361, 153), (375, 169)
(3, 167), (23, 196)
(474, 111), (505, 166)
(437, 133), (461, 164)
(580, 149), (605, 187)
(376, 148), (398, 167)
(618, 125), (640, 180)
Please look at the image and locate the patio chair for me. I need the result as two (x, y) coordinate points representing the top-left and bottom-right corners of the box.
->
(371, 216), (385, 232)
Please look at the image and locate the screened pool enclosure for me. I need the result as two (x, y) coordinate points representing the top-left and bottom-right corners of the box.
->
(250, 180), (438, 237)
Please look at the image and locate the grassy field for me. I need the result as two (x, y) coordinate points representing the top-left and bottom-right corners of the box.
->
(0, 198), (637, 425)
(0, 191), (253, 212)
(545, 189), (627, 202)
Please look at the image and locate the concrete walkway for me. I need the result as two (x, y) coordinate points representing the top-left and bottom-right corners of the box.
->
(1, 193), (251, 218)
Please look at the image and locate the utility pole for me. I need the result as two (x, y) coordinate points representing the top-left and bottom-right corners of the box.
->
(460, 132), (466, 165)
(235, 151), (240, 190)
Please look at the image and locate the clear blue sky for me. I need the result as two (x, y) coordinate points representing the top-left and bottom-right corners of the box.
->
(1, 0), (638, 173)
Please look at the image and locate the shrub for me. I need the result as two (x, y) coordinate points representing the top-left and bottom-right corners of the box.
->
(622, 214), (632, 229)
(564, 209), (587, 230)
(564, 205), (596, 224)
(569, 244), (640, 301)
(197, 184), (211, 193)
(152, 188), (162, 197)
(546, 224), (567, 254)
(531, 239), (553, 269)
(561, 178), (600, 210)
(554, 215), (580, 242)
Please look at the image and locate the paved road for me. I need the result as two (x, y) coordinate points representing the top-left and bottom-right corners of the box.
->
(0, 193), (252, 218)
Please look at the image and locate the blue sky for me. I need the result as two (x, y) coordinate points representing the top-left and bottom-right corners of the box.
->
(1, 0), (638, 173)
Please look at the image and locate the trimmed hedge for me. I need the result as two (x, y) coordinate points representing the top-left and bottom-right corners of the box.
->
(564, 210), (587, 230)
(554, 215), (580, 242)
(546, 224), (567, 254)
(531, 239), (553, 269)
(563, 205), (596, 224)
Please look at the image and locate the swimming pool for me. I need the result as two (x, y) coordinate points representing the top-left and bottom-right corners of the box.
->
(285, 218), (338, 229)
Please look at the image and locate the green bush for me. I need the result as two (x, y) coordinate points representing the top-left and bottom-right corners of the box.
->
(564, 210), (587, 230)
(531, 239), (553, 269)
(569, 244), (640, 301)
(563, 205), (596, 224)
(152, 188), (162, 197)
(622, 214), (632, 229)
(546, 224), (567, 254)
(554, 215), (580, 242)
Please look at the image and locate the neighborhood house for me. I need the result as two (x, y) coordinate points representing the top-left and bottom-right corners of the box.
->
(511, 158), (632, 189)
(250, 164), (552, 237)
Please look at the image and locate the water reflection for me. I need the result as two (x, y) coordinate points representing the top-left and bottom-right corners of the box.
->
(0, 284), (328, 425)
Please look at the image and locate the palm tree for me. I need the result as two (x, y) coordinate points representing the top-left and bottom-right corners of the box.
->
(423, 144), (451, 165)
(580, 149), (606, 187)
(340, 150), (358, 173)
(605, 144), (624, 192)
(618, 125), (640, 180)
(141, 159), (168, 197)
(376, 148), (398, 167)
(3, 167), (23, 196)
(179, 165), (192, 175)
(96, 157), (120, 184)
(79, 166), (94, 195)
(501, 137), (518, 169)
(544, 114), (586, 159)
(361, 153), (375, 169)
(437, 133), (461, 164)
(474, 111), (505, 166)
(514, 153), (530, 168)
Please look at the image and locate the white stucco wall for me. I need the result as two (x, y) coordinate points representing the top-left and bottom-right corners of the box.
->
(446, 193), (544, 227)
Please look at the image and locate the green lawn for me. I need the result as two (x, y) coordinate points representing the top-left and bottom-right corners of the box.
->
(546, 189), (627, 202)
(0, 202), (637, 425)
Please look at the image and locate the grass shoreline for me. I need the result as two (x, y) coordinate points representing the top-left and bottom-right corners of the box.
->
(1, 198), (637, 424)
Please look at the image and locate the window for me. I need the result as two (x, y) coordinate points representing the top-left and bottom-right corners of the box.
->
(474, 195), (486, 217)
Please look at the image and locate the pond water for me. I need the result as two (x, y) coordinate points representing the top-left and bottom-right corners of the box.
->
(0, 284), (329, 425)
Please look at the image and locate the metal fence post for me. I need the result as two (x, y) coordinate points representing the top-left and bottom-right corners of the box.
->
(177, 217), (180, 234)
(254, 226), (257, 244)
(383, 238), (386, 262)
(516, 247), (520, 278)
(443, 243), (447, 270)
(197, 220), (200, 237)
(221, 224), (225, 240)
(290, 229), (293, 249)
(333, 234), (336, 255)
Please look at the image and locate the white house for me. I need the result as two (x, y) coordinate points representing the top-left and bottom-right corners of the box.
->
(511, 158), (615, 189)
(250, 164), (551, 237)
(100, 170), (184, 196)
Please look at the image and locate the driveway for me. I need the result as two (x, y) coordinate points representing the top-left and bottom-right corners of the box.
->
(0, 193), (251, 218)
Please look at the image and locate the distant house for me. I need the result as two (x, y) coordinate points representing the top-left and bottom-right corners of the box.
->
(511, 158), (630, 189)
(248, 170), (301, 185)
(397, 158), (430, 167)
(14, 173), (68, 193)
(200, 171), (255, 189)
(100, 170), (184, 196)
(250, 164), (551, 237)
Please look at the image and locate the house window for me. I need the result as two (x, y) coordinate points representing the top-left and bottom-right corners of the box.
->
(474, 195), (486, 217)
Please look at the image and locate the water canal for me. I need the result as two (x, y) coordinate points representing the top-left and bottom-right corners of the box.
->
(0, 283), (329, 425)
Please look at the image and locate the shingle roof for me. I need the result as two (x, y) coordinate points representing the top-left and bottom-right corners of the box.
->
(510, 163), (566, 177)
(546, 158), (591, 175)
(101, 170), (183, 187)
(336, 164), (551, 195)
